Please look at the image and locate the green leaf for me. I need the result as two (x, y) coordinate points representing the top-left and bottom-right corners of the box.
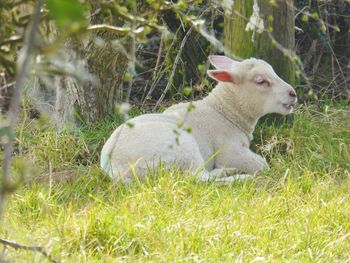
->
(197, 64), (205, 74)
(185, 126), (192, 133)
(301, 14), (309, 22)
(311, 12), (319, 20)
(182, 87), (192, 97)
(177, 0), (188, 9)
(46, 0), (85, 29)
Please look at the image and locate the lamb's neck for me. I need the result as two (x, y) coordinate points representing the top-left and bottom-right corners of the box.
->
(205, 85), (259, 141)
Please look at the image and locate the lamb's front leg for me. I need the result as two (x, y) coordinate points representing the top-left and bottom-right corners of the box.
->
(208, 147), (268, 184)
(197, 167), (239, 181)
(239, 150), (268, 174)
(197, 168), (254, 184)
(196, 147), (267, 184)
(217, 146), (268, 174)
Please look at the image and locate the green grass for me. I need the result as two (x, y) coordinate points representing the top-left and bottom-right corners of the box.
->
(1, 104), (349, 262)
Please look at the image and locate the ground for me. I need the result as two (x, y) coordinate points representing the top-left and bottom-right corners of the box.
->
(0, 103), (349, 262)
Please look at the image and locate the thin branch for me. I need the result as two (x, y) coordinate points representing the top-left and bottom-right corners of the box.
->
(141, 26), (181, 108)
(154, 31), (164, 79)
(266, 32), (309, 83)
(0, 35), (23, 46)
(126, 4), (137, 103)
(0, 0), (44, 216)
(0, 238), (60, 263)
(87, 24), (145, 36)
(0, 82), (15, 91)
(113, 4), (166, 31)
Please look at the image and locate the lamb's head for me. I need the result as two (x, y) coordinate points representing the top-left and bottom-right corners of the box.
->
(207, 55), (297, 116)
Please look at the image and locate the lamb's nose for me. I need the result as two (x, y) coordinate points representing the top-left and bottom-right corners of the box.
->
(289, 90), (296, 98)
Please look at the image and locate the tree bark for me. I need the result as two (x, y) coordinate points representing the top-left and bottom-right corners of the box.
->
(224, 0), (295, 85)
(74, 33), (128, 123)
(58, 4), (129, 124)
(26, 5), (129, 126)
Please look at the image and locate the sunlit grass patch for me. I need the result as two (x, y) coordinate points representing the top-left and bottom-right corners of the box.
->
(1, 104), (349, 262)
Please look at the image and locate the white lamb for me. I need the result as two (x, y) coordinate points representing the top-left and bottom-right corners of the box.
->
(100, 55), (297, 183)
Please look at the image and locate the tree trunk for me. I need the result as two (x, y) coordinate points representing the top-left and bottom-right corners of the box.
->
(26, 5), (129, 126)
(74, 34), (128, 123)
(58, 5), (129, 125)
(224, 0), (295, 85)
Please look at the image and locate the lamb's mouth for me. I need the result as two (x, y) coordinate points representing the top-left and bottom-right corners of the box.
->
(282, 103), (293, 110)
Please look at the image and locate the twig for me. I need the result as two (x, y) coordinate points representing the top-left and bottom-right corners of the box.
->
(319, 232), (350, 257)
(0, 237), (60, 263)
(126, 5), (137, 103)
(0, 35), (23, 46)
(88, 24), (144, 36)
(0, 0), (44, 215)
(141, 27), (182, 108)
(0, 82), (15, 91)
(140, 80), (150, 103)
(294, 6), (308, 19)
(113, 4), (165, 31)
(141, 69), (166, 109)
(153, 26), (194, 110)
(266, 32), (310, 86)
(181, 9), (243, 61)
(154, 31), (164, 79)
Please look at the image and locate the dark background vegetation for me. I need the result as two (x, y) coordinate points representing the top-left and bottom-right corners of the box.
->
(0, 0), (349, 118)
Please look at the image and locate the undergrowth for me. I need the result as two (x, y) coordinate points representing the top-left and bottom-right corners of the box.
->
(0, 103), (349, 262)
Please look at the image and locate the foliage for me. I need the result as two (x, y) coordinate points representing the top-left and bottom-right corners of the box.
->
(46, 0), (86, 30)
(295, 0), (350, 101)
(0, 104), (349, 261)
(1, 1), (349, 117)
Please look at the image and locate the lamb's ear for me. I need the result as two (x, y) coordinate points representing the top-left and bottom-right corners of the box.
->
(207, 70), (240, 84)
(208, 55), (239, 69)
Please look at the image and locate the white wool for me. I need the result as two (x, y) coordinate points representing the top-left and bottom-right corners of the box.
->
(100, 56), (297, 184)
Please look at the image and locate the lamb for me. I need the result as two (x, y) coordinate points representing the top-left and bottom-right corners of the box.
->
(100, 55), (297, 183)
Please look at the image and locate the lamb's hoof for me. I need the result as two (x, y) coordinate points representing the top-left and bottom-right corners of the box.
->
(215, 174), (253, 185)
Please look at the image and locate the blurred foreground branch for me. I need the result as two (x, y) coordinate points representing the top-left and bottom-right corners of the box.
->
(0, 82), (15, 91)
(0, 237), (60, 263)
(0, 0), (44, 215)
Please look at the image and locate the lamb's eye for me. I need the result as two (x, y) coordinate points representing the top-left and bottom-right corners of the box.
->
(256, 79), (266, 85)
(254, 75), (269, 86)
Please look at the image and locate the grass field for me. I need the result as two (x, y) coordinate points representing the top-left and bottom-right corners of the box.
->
(0, 104), (349, 262)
